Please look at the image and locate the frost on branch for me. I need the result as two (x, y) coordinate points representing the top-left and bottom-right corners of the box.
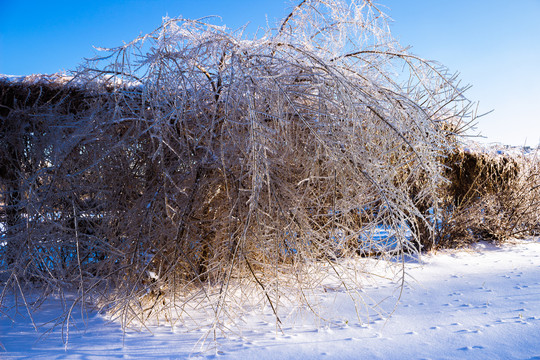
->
(1, 0), (475, 335)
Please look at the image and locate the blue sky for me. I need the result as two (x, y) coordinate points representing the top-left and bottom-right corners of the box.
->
(1, 0), (539, 146)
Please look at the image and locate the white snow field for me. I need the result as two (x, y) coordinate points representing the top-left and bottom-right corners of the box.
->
(2, 238), (540, 359)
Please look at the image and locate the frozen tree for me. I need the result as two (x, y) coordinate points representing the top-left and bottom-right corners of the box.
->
(1, 0), (476, 339)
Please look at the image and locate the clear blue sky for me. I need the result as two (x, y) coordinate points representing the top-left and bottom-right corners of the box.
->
(1, 0), (539, 146)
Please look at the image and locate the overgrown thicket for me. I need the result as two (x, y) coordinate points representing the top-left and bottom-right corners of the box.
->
(437, 147), (540, 247)
(1, 0), (479, 336)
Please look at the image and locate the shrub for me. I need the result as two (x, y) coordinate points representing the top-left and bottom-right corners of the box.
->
(436, 145), (540, 247)
(1, 0), (475, 337)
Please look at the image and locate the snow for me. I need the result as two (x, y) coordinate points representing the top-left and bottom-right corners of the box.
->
(2, 238), (540, 359)
(0, 73), (142, 89)
(0, 73), (74, 85)
(462, 139), (538, 158)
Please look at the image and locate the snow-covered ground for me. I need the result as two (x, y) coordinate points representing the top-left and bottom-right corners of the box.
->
(2, 238), (540, 359)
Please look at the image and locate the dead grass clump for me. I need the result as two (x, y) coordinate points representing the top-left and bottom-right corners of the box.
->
(436, 146), (540, 247)
(1, 0), (476, 340)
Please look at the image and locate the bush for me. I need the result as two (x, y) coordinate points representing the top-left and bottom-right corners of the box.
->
(436, 145), (540, 247)
(1, 0), (475, 337)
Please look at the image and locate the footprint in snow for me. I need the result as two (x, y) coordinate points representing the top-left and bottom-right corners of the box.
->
(458, 345), (484, 351)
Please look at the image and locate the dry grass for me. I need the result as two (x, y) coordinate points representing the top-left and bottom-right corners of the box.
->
(436, 146), (540, 248)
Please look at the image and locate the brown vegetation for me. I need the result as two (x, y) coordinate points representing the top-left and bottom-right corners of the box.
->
(436, 147), (540, 247)
(0, 0), (483, 339)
